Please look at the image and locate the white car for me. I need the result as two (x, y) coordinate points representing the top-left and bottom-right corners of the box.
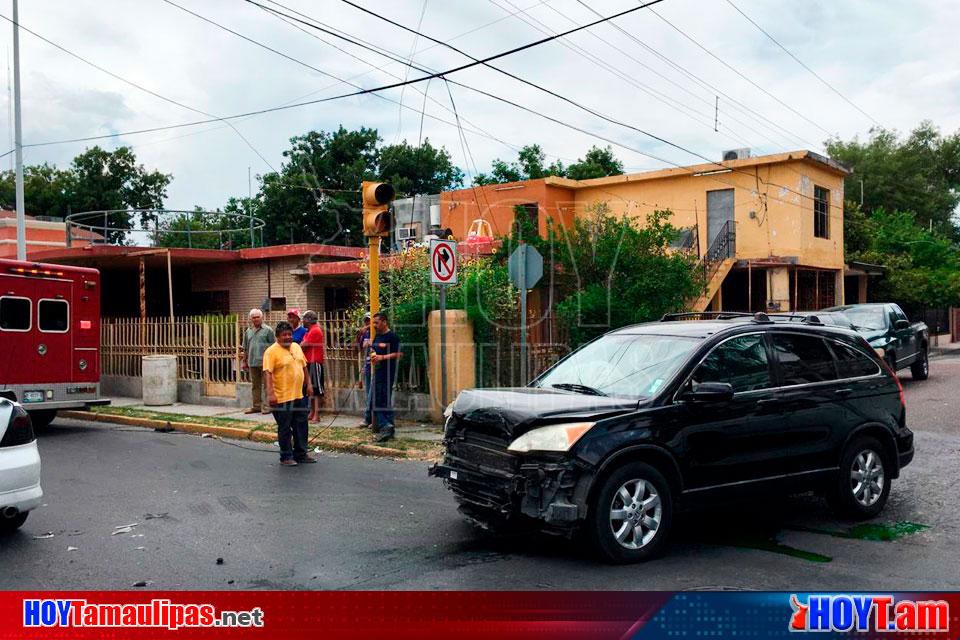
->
(0, 397), (42, 533)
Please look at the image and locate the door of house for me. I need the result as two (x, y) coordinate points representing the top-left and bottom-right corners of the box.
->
(707, 189), (735, 247)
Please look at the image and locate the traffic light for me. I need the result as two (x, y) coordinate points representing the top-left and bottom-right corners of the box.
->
(362, 181), (395, 237)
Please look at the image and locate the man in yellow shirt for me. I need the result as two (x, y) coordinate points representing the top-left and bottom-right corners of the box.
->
(263, 321), (314, 466)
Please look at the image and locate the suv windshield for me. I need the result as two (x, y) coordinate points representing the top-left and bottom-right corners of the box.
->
(844, 306), (887, 330)
(534, 334), (699, 399)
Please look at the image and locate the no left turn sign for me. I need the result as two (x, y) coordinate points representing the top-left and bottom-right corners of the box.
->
(429, 239), (458, 285)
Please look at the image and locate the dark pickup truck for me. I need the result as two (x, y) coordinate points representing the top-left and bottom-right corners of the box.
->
(826, 304), (929, 380)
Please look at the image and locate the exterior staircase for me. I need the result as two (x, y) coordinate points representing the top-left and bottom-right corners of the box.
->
(689, 220), (736, 312)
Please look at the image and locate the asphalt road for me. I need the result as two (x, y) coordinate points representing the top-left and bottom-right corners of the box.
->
(3, 357), (959, 591)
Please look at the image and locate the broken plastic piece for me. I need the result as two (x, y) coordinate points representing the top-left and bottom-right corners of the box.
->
(216, 557), (224, 565)
(33, 532), (54, 539)
(66, 546), (78, 551)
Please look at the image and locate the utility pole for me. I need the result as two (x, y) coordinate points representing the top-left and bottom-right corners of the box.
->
(6, 49), (12, 173)
(12, 0), (25, 261)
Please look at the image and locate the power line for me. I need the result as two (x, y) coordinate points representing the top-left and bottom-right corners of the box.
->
(723, 0), (879, 126)
(0, 12), (277, 170)
(644, 5), (835, 139)
(15, 1), (825, 209)
(484, 0), (754, 150)
(564, 0), (806, 150)
(330, 0), (830, 207)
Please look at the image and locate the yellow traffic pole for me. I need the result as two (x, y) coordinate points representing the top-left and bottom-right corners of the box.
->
(368, 235), (379, 430)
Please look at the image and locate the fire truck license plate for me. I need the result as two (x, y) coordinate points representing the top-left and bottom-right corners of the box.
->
(22, 391), (44, 403)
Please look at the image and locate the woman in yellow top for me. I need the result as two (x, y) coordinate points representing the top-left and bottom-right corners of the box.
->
(263, 321), (315, 466)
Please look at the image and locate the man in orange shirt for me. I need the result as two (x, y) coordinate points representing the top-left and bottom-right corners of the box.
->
(263, 321), (314, 466)
(300, 310), (325, 423)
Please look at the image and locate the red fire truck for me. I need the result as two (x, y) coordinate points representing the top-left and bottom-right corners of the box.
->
(0, 258), (108, 427)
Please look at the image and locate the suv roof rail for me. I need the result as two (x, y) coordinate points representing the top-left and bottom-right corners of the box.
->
(660, 311), (754, 322)
(768, 313), (825, 325)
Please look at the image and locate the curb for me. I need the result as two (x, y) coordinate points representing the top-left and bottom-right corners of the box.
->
(59, 410), (417, 460)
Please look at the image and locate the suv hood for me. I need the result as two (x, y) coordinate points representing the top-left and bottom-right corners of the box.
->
(448, 387), (639, 441)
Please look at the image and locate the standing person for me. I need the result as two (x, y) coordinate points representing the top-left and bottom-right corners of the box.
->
(263, 321), (315, 466)
(240, 309), (275, 414)
(288, 309), (306, 344)
(366, 312), (402, 443)
(300, 310), (326, 423)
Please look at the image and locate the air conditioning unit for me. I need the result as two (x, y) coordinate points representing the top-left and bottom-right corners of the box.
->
(722, 148), (752, 162)
(397, 227), (418, 240)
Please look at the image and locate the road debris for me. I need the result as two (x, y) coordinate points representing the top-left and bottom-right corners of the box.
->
(66, 546), (78, 552)
(112, 525), (138, 535)
(132, 581), (148, 588)
(32, 532), (54, 539)
(135, 546), (146, 551)
(216, 557), (224, 565)
(144, 513), (168, 520)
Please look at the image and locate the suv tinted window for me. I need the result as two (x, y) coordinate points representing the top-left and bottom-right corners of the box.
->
(693, 334), (772, 393)
(831, 341), (880, 378)
(772, 334), (837, 385)
(0, 296), (30, 331)
(39, 299), (69, 332)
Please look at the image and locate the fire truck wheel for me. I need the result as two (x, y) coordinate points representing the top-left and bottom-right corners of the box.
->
(27, 409), (57, 430)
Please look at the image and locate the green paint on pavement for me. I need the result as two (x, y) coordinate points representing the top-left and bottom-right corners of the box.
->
(791, 521), (929, 541)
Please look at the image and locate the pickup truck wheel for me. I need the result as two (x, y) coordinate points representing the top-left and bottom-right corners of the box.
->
(828, 437), (891, 520)
(910, 347), (929, 380)
(588, 462), (673, 563)
(0, 511), (28, 534)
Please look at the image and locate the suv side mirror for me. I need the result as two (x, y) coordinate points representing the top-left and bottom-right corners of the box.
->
(894, 319), (910, 330)
(681, 382), (735, 403)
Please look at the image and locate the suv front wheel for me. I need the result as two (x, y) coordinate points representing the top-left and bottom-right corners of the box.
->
(587, 462), (673, 563)
(829, 437), (891, 519)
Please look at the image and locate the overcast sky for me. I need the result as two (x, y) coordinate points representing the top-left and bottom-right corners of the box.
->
(1, 0), (958, 210)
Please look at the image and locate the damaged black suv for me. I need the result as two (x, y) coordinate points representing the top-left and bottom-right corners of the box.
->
(429, 312), (914, 563)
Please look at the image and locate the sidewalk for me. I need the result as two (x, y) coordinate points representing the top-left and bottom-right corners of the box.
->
(103, 396), (444, 442)
(930, 336), (960, 358)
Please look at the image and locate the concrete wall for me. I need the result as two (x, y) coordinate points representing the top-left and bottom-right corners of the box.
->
(427, 309), (476, 421)
(440, 179), (576, 240)
(573, 157), (846, 270)
(101, 375), (434, 421)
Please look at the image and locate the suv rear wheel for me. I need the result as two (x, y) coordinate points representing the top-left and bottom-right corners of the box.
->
(829, 437), (891, 519)
(588, 462), (673, 563)
(910, 347), (929, 380)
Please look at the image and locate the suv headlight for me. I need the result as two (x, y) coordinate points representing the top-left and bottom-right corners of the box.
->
(507, 422), (595, 453)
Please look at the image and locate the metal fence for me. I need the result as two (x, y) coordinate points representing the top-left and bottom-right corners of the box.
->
(101, 312), (369, 396)
(101, 313), (568, 396)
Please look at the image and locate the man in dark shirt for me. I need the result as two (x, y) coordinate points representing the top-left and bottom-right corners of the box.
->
(365, 312), (402, 442)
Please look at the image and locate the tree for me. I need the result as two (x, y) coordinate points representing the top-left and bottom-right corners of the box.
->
(473, 144), (565, 185)
(67, 146), (171, 242)
(826, 122), (960, 236)
(0, 163), (74, 218)
(554, 204), (704, 346)
(473, 144), (624, 185)
(846, 207), (960, 310)
(156, 201), (258, 250)
(378, 138), (463, 196)
(565, 145), (624, 180)
(257, 127), (380, 246)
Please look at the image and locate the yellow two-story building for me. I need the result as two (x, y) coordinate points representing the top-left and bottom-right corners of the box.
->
(441, 149), (849, 312)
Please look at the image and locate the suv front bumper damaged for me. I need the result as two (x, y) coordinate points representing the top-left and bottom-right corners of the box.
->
(429, 454), (586, 534)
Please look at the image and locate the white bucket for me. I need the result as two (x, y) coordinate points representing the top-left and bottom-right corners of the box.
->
(142, 355), (177, 406)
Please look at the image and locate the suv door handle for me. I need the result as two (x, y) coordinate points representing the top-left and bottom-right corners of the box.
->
(834, 388), (853, 396)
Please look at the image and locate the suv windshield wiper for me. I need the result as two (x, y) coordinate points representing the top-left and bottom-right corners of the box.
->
(550, 383), (608, 396)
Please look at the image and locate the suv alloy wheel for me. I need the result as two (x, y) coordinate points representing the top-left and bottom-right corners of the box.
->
(588, 462), (673, 563)
(910, 347), (929, 380)
(829, 436), (892, 519)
